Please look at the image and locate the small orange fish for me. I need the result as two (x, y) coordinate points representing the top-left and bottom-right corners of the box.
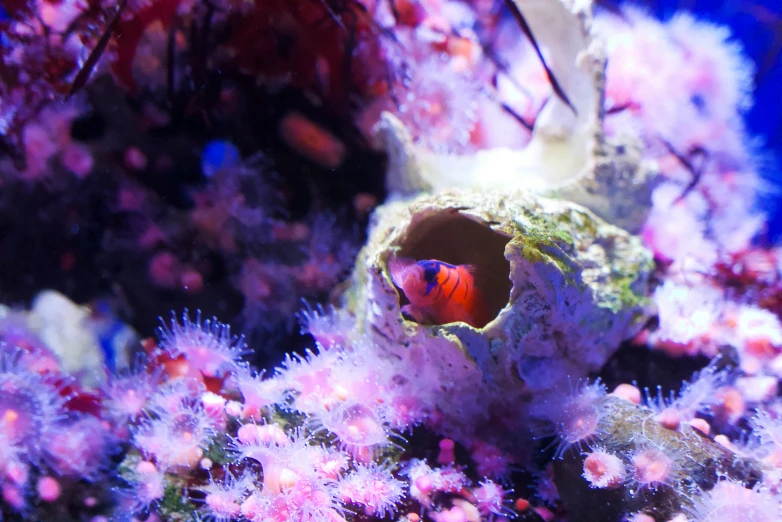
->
(388, 258), (488, 328)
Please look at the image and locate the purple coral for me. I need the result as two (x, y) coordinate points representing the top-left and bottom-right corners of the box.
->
(44, 415), (114, 480)
(296, 303), (353, 349)
(199, 470), (250, 521)
(646, 363), (729, 431)
(231, 428), (348, 522)
(337, 461), (405, 518)
(157, 310), (249, 380)
(687, 480), (781, 522)
(628, 442), (681, 493)
(316, 401), (394, 460)
(0, 349), (67, 466)
(133, 381), (218, 470)
(582, 448), (626, 489)
(471, 479), (515, 520)
(103, 360), (163, 427)
(534, 380), (609, 458)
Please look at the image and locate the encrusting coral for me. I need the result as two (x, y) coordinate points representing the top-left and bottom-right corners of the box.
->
(554, 394), (763, 522)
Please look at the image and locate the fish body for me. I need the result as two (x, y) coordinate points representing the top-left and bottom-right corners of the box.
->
(388, 258), (488, 327)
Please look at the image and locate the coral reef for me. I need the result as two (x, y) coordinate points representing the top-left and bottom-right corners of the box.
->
(0, 0), (781, 520)
(554, 395), (762, 521)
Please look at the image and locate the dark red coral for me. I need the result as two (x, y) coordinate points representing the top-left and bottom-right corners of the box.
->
(225, 0), (389, 105)
(111, 0), (182, 91)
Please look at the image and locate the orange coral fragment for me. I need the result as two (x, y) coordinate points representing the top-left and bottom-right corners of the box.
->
(279, 112), (347, 170)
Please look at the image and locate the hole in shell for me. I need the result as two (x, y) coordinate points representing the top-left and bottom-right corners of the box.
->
(393, 209), (512, 328)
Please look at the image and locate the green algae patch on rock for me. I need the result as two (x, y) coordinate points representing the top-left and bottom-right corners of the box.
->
(345, 188), (653, 441)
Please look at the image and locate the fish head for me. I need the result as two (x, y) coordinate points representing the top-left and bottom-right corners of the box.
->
(407, 261), (442, 307)
(388, 257), (437, 307)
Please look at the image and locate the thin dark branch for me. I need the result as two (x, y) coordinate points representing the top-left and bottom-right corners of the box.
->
(501, 101), (534, 131)
(201, 1), (216, 60)
(480, 85), (535, 132)
(67, 0), (127, 98)
(592, 0), (627, 20)
(342, 13), (357, 103)
(661, 139), (709, 203)
(504, 0), (577, 116)
(166, 16), (177, 106)
(384, 62), (400, 109)
(387, 0), (401, 22)
(605, 102), (635, 115)
(756, 30), (782, 85)
(317, 0), (348, 31)
(485, 49), (532, 99)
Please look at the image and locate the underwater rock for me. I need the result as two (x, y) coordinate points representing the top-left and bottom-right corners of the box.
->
(0, 291), (137, 384)
(373, 112), (657, 235)
(347, 188), (653, 439)
(553, 396), (763, 522)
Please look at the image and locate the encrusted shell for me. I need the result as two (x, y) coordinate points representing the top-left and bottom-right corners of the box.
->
(346, 188), (653, 438)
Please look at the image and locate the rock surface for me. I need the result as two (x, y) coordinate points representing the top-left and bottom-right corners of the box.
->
(554, 397), (764, 522)
(346, 188), (653, 440)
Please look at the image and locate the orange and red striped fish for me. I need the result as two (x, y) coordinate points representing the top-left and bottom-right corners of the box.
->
(388, 258), (488, 328)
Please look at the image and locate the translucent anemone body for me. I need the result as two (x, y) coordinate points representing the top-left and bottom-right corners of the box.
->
(317, 401), (392, 458)
(688, 480), (781, 522)
(0, 351), (67, 464)
(534, 379), (608, 458)
(133, 382), (217, 469)
(44, 415), (114, 480)
(337, 462), (405, 518)
(157, 310), (248, 379)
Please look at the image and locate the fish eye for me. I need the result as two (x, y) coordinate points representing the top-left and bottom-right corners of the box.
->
(422, 263), (438, 282)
